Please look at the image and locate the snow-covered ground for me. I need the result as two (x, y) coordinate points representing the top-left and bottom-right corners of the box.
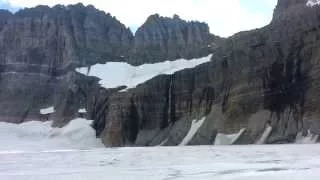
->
(1, 145), (320, 180)
(76, 55), (211, 90)
(1, 120), (320, 179)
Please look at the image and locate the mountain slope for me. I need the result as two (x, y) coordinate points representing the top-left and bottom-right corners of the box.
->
(98, 0), (320, 146)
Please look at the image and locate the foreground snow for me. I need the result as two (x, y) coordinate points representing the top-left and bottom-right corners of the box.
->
(76, 55), (212, 90)
(0, 145), (320, 180)
(1, 120), (320, 179)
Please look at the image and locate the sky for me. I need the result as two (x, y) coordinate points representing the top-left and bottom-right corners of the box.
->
(0, 0), (278, 37)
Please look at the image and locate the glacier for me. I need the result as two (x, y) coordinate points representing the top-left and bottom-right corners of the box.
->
(76, 54), (212, 90)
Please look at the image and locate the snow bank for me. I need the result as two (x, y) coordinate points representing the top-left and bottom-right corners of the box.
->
(179, 117), (206, 146)
(76, 54), (212, 90)
(2, 145), (320, 180)
(40, 106), (54, 115)
(296, 130), (319, 144)
(307, 0), (320, 7)
(0, 118), (104, 151)
(255, 125), (272, 145)
(214, 128), (246, 145)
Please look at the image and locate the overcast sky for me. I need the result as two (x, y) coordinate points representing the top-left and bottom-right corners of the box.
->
(0, 0), (277, 37)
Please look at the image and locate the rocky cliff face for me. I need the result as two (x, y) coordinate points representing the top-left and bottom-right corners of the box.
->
(0, 4), (216, 126)
(99, 0), (320, 146)
(130, 14), (216, 64)
(0, 4), (133, 124)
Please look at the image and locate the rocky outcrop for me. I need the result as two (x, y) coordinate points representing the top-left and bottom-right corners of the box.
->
(99, 0), (320, 146)
(130, 14), (217, 64)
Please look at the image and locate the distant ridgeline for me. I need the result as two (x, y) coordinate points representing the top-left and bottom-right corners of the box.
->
(0, 0), (320, 147)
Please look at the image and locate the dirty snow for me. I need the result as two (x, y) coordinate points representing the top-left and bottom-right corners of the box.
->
(296, 130), (319, 144)
(214, 129), (246, 145)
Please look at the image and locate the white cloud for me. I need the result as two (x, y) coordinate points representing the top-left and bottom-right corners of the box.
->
(7, 0), (277, 37)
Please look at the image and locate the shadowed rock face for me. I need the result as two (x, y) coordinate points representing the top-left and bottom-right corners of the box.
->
(101, 0), (320, 146)
(0, 4), (133, 124)
(130, 14), (216, 64)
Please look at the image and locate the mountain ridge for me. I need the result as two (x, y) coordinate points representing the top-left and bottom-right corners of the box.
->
(1, 0), (320, 147)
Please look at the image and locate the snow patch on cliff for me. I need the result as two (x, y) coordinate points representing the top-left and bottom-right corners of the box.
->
(214, 128), (246, 145)
(179, 117), (206, 146)
(76, 55), (212, 90)
(307, 0), (320, 7)
(40, 106), (54, 115)
(255, 125), (272, 144)
(0, 118), (103, 151)
(78, 108), (87, 113)
(296, 130), (319, 144)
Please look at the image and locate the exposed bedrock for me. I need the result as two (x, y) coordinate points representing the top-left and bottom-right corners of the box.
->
(100, 0), (320, 146)
(0, 4), (217, 125)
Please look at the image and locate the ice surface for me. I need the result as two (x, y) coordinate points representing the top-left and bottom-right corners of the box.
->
(255, 125), (272, 145)
(307, 0), (320, 7)
(76, 55), (212, 90)
(40, 107), (54, 115)
(0, 118), (103, 151)
(179, 117), (206, 146)
(214, 129), (246, 145)
(1, 145), (320, 180)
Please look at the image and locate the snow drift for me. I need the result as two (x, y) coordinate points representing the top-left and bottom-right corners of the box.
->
(214, 129), (246, 145)
(179, 117), (206, 146)
(76, 54), (212, 90)
(296, 130), (319, 144)
(255, 125), (272, 144)
(0, 118), (104, 152)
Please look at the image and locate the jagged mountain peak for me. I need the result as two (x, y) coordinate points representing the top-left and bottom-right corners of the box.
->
(273, 0), (320, 21)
